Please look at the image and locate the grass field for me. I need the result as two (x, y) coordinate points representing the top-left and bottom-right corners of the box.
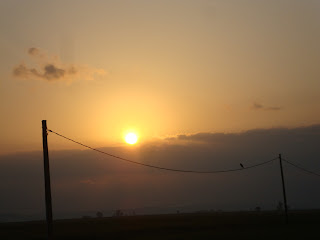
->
(1, 210), (320, 239)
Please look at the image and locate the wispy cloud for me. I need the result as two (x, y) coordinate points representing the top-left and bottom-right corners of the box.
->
(12, 48), (106, 82)
(252, 102), (282, 111)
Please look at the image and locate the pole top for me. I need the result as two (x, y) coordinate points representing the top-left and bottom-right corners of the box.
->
(42, 120), (47, 130)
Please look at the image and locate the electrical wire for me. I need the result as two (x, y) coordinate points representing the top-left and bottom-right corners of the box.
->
(282, 158), (320, 177)
(48, 129), (278, 174)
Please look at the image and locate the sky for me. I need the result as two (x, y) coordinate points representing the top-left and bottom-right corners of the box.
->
(0, 0), (320, 221)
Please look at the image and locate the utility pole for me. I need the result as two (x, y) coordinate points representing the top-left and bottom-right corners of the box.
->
(42, 120), (53, 239)
(279, 153), (288, 224)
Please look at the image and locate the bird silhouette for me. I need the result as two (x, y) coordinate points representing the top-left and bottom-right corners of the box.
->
(240, 163), (244, 168)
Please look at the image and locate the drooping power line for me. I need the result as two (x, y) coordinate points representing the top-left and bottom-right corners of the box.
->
(282, 158), (320, 177)
(47, 129), (278, 174)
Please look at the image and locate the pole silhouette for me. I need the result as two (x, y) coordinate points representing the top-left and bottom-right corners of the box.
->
(42, 120), (53, 239)
(279, 153), (288, 224)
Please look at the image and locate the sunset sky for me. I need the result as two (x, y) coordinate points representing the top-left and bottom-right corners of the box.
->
(1, 0), (319, 153)
(0, 0), (320, 221)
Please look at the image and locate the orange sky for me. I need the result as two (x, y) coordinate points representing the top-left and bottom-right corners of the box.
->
(1, 0), (320, 154)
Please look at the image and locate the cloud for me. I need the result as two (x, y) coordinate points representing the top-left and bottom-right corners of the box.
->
(12, 48), (106, 82)
(1, 124), (320, 221)
(252, 102), (282, 111)
(28, 47), (42, 57)
(169, 125), (320, 146)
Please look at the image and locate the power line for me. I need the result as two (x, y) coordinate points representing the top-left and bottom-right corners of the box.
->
(47, 129), (278, 174)
(282, 158), (320, 177)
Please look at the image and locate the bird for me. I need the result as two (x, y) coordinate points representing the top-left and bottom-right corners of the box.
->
(240, 163), (244, 168)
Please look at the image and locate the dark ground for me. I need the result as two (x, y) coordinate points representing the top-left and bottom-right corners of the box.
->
(1, 210), (320, 239)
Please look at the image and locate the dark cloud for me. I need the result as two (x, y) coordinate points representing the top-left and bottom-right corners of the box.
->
(45, 64), (64, 76)
(1, 125), (319, 221)
(253, 102), (263, 110)
(12, 63), (72, 81)
(12, 48), (105, 82)
(252, 102), (282, 111)
(174, 125), (320, 144)
(28, 47), (41, 56)
(12, 64), (29, 78)
(43, 64), (66, 80)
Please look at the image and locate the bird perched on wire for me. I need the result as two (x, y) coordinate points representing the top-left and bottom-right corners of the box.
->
(240, 163), (244, 168)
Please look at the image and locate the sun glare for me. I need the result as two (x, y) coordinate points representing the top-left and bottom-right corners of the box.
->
(125, 132), (138, 145)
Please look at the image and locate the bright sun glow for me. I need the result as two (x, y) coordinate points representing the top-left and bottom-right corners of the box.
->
(125, 132), (138, 145)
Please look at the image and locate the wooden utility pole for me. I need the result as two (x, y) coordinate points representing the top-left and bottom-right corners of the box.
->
(42, 120), (53, 238)
(279, 153), (288, 224)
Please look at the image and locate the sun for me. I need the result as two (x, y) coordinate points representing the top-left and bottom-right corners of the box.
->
(124, 132), (138, 145)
